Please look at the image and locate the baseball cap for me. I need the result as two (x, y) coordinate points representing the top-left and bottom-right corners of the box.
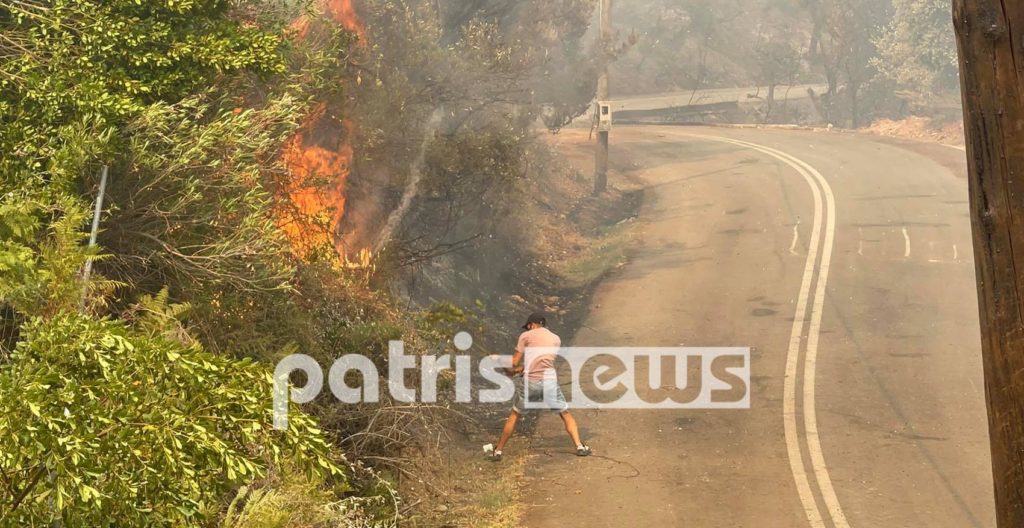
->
(521, 312), (547, 330)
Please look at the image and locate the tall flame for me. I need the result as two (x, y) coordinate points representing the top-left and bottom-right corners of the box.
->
(279, 0), (369, 266)
(279, 109), (353, 256)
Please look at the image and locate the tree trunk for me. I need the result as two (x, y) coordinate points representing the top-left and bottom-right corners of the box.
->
(952, 2), (1024, 526)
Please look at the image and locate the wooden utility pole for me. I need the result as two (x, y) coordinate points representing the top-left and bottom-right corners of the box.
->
(594, 0), (611, 194)
(952, 2), (1024, 526)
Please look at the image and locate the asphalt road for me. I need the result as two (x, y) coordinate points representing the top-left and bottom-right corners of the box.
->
(519, 126), (994, 527)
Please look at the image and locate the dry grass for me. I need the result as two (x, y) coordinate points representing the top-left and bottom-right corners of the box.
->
(865, 116), (965, 146)
(396, 436), (526, 528)
(457, 455), (527, 528)
(553, 221), (634, 289)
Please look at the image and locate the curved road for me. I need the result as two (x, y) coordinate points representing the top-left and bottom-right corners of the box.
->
(521, 126), (994, 527)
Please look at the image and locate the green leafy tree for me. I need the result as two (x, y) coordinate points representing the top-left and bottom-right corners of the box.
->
(752, 27), (804, 121)
(803, 0), (890, 127)
(96, 95), (303, 354)
(0, 0), (286, 184)
(1, 0), (357, 356)
(0, 196), (351, 526)
(873, 0), (958, 107)
(0, 311), (343, 526)
(0, 194), (98, 319)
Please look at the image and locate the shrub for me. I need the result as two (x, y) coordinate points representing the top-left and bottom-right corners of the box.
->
(0, 310), (344, 526)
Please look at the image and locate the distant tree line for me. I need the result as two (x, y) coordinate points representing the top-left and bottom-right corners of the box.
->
(609, 0), (959, 127)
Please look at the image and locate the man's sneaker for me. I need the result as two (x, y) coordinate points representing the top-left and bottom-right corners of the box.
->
(483, 443), (502, 462)
(576, 444), (592, 457)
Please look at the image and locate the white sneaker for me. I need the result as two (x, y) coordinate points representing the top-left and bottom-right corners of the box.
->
(483, 444), (502, 462)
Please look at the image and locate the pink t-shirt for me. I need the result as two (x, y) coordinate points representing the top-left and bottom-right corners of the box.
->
(516, 327), (561, 381)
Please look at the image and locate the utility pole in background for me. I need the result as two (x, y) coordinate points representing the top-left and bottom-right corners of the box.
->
(594, 0), (611, 194)
(952, 2), (1024, 526)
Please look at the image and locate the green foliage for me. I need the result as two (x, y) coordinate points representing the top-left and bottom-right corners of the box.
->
(0, 0), (286, 181)
(0, 147), (384, 527)
(221, 468), (394, 528)
(0, 309), (343, 526)
(873, 0), (959, 106)
(0, 0), (419, 524)
(96, 94), (302, 352)
(124, 287), (197, 347)
(423, 124), (528, 198)
(0, 193), (111, 319)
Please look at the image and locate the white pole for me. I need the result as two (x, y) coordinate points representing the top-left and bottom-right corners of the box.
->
(80, 165), (108, 303)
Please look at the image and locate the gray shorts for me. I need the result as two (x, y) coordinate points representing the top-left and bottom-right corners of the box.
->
(513, 378), (569, 413)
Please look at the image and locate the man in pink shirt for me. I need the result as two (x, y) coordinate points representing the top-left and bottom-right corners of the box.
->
(488, 313), (591, 461)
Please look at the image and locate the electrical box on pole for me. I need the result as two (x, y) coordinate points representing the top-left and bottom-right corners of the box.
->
(597, 101), (613, 132)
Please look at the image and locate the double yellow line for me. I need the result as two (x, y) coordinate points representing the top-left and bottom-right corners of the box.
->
(674, 130), (849, 528)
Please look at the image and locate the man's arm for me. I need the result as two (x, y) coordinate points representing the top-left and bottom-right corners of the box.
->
(507, 333), (526, 376)
(509, 349), (524, 376)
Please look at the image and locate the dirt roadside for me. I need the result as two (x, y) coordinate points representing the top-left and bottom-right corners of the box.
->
(399, 133), (643, 527)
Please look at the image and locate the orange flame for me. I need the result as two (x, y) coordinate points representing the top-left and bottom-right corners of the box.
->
(279, 113), (353, 256)
(278, 0), (371, 268)
(291, 0), (366, 42)
(326, 0), (365, 38)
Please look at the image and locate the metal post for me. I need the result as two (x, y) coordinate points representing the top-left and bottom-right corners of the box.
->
(595, 129), (608, 193)
(594, 0), (611, 194)
(80, 165), (108, 307)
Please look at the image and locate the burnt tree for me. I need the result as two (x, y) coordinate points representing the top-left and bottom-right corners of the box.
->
(952, 1), (1024, 526)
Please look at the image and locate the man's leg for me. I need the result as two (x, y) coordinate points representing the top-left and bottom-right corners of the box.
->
(495, 410), (521, 453)
(559, 410), (583, 447)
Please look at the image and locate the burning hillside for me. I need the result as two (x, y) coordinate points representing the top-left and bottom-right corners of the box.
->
(279, 0), (366, 259)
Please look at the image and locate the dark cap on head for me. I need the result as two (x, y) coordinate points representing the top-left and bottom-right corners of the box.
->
(522, 312), (547, 330)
